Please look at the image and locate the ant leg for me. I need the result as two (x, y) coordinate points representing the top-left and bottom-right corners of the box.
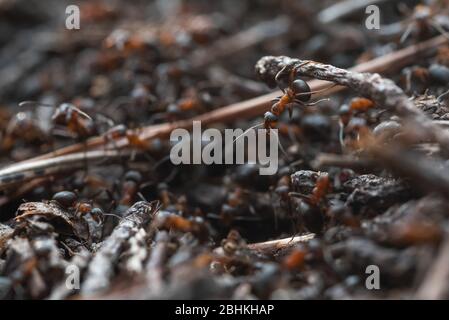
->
(275, 64), (292, 91)
(288, 192), (313, 203)
(275, 65), (289, 83)
(338, 119), (346, 148)
(269, 129), (290, 161)
(430, 19), (449, 41)
(400, 22), (414, 43)
(81, 141), (89, 181)
(438, 88), (449, 102)
(130, 148), (137, 162)
(286, 104), (293, 119)
(302, 98), (330, 106)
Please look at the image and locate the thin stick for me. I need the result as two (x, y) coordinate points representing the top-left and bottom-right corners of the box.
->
(247, 233), (315, 252)
(0, 150), (128, 191)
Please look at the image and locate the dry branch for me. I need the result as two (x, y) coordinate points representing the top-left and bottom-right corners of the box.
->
(246, 234), (315, 253)
(80, 201), (156, 296)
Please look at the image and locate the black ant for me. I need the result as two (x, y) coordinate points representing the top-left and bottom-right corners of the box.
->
(1, 111), (50, 151)
(19, 101), (97, 141)
(119, 170), (143, 207)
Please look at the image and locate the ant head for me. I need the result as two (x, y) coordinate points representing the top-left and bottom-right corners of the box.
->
(291, 79), (311, 102)
(113, 124), (127, 136)
(264, 111), (278, 129)
(124, 170), (142, 184)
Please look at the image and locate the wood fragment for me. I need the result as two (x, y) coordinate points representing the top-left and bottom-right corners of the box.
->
(0, 149), (128, 191)
(80, 201), (156, 296)
(247, 234), (315, 253)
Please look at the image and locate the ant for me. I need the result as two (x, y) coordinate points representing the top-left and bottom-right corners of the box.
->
(263, 61), (333, 130)
(51, 190), (131, 225)
(153, 211), (210, 242)
(119, 170), (143, 207)
(19, 101), (97, 141)
(103, 124), (167, 163)
(1, 111), (50, 151)
(289, 172), (331, 234)
(103, 125), (154, 150)
(233, 61), (332, 152)
(338, 97), (376, 148)
(399, 3), (449, 43)
(290, 172), (330, 207)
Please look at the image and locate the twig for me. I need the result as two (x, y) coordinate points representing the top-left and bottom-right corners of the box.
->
(415, 236), (449, 299)
(246, 234), (315, 253)
(80, 201), (156, 296)
(255, 53), (449, 154)
(0, 149), (128, 191)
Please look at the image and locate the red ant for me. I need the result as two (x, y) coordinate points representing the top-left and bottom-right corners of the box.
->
(234, 62), (332, 148)
(264, 61), (333, 130)
(119, 170), (143, 207)
(399, 3), (449, 43)
(1, 111), (50, 151)
(338, 97), (376, 148)
(289, 172), (331, 234)
(289, 172), (330, 207)
(104, 124), (155, 150)
(19, 101), (97, 141)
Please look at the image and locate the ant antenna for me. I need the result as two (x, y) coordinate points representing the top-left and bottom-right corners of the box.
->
(19, 101), (54, 108)
(101, 212), (135, 222)
(288, 192), (310, 201)
(269, 128), (290, 160)
(304, 98), (331, 106)
(152, 155), (171, 170)
(232, 122), (264, 145)
(71, 106), (93, 120)
(400, 23), (414, 43)
(438, 88), (449, 102)
(137, 192), (148, 202)
(338, 119), (346, 148)
(296, 83), (337, 97)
